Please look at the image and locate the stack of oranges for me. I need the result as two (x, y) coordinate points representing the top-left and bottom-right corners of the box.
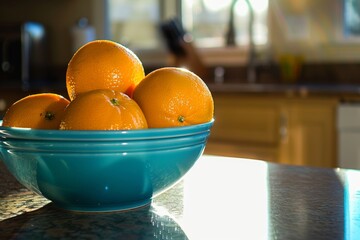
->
(2, 40), (214, 130)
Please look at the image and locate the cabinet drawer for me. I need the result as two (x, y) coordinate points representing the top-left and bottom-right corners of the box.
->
(210, 95), (281, 145)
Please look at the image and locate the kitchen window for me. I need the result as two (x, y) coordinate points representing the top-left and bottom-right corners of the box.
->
(182, 0), (268, 47)
(109, 0), (162, 50)
(108, 0), (269, 64)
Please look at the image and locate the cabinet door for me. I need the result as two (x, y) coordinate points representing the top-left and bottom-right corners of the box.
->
(210, 94), (282, 144)
(280, 99), (337, 168)
(207, 94), (282, 162)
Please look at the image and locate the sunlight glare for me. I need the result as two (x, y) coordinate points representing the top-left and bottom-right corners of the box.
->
(341, 170), (360, 240)
(251, 0), (268, 13)
(203, 0), (232, 12)
(235, 1), (249, 17)
(180, 156), (269, 239)
(235, 0), (268, 16)
(184, 0), (194, 6)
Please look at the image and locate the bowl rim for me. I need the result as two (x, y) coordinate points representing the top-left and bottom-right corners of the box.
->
(0, 119), (214, 141)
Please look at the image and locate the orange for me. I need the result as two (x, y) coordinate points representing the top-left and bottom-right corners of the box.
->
(133, 67), (214, 128)
(59, 89), (148, 130)
(2, 93), (70, 129)
(66, 40), (145, 100)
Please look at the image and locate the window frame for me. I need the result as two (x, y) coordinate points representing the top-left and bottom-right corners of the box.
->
(101, 0), (269, 67)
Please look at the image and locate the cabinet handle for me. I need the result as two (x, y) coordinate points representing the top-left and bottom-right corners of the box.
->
(279, 112), (288, 142)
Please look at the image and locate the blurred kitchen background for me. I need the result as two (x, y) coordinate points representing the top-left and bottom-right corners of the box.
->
(1, 0), (360, 169)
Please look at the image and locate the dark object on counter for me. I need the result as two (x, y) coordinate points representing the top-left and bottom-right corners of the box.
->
(160, 18), (208, 79)
(160, 18), (187, 56)
(0, 22), (48, 91)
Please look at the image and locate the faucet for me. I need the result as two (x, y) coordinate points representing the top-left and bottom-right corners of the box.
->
(226, 0), (257, 83)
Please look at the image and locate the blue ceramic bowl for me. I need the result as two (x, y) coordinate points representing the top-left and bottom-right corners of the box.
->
(0, 120), (213, 212)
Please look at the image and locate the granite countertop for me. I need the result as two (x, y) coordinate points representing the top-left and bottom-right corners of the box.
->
(1, 155), (360, 239)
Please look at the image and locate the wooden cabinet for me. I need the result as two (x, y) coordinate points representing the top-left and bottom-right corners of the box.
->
(206, 94), (282, 162)
(278, 98), (338, 167)
(205, 93), (338, 168)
